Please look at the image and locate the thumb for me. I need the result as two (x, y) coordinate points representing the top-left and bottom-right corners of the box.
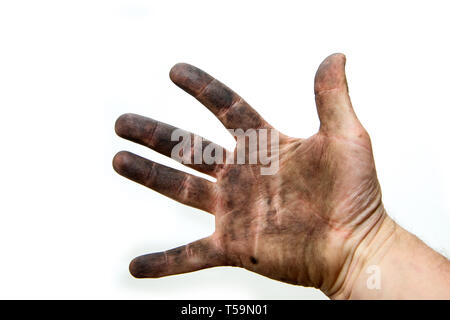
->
(314, 53), (359, 135)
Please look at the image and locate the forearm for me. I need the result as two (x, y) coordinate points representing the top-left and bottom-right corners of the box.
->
(330, 214), (450, 299)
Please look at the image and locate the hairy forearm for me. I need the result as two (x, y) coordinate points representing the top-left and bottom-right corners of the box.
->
(329, 214), (450, 299)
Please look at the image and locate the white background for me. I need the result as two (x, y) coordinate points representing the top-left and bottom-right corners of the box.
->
(0, 0), (449, 299)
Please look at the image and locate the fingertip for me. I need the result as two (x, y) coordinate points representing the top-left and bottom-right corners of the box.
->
(169, 63), (213, 96)
(114, 113), (134, 137)
(332, 52), (346, 61)
(169, 62), (191, 83)
(321, 52), (346, 66)
(112, 150), (133, 175)
(314, 53), (348, 94)
(129, 256), (148, 279)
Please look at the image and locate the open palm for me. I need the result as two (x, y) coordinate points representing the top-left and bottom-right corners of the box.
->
(113, 53), (385, 293)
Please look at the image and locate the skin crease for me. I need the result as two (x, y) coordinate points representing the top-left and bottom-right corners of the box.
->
(112, 53), (387, 296)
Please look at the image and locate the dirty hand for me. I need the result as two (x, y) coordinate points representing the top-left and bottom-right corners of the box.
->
(113, 53), (387, 296)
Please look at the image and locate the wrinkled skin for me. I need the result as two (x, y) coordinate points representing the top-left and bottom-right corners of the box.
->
(113, 53), (385, 294)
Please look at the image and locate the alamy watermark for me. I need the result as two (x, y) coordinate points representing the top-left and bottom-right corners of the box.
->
(366, 265), (381, 290)
(170, 128), (280, 175)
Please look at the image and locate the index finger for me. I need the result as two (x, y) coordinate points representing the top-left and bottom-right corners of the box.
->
(169, 63), (272, 132)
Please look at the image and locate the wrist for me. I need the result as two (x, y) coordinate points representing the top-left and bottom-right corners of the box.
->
(328, 210), (450, 299)
(324, 205), (396, 299)
(328, 212), (397, 299)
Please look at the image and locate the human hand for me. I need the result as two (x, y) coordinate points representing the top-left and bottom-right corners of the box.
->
(113, 53), (389, 296)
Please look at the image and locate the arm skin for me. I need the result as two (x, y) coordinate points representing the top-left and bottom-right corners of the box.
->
(112, 53), (450, 299)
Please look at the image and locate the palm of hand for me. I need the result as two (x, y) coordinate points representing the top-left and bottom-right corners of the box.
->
(113, 54), (384, 292)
